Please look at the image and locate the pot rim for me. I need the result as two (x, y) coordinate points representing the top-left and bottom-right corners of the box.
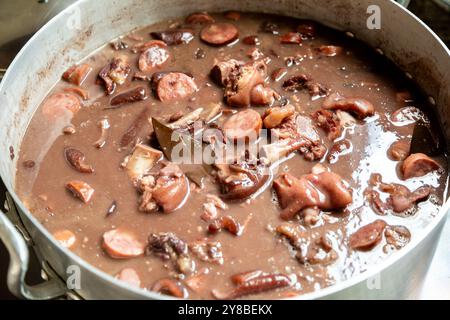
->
(1, 0), (449, 300)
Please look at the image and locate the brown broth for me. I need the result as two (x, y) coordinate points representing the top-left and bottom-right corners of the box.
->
(15, 12), (448, 299)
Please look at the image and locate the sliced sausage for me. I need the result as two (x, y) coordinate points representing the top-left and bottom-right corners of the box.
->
(138, 46), (170, 72)
(151, 72), (169, 90)
(131, 40), (167, 53)
(42, 92), (81, 120)
(349, 220), (387, 251)
(323, 93), (374, 119)
(62, 64), (92, 86)
(155, 72), (198, 102)
(223, 109), (262, 142)
(115, 268), (141, 287)
(231, 270), (264, 285)
(109, 86), (148, 107)
(200, 23), (239, 46)
(212, 273), (291, 299)
(151, 29), (194, 45)
(388, 140), (410, 161)
(102, 229), (145, 259)
(317, 45), (343, 57)
(53, 229), (76, 249)
(402, 153), (441, 179)
(280, 32), (302, 44)
(185, 12), (215, 24)
(152, 278), (188, 298)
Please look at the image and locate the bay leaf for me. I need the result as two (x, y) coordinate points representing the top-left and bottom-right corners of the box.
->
(152, 117), (213, 187)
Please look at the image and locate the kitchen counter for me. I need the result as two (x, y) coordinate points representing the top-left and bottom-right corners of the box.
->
(0, 0), (449, 300)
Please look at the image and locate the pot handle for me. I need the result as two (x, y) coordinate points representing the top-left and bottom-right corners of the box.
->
(395, 0), (410, 7)
(0, 209), (67, 299)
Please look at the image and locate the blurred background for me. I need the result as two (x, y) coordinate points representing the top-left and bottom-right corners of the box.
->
(0, 0), (449, 300)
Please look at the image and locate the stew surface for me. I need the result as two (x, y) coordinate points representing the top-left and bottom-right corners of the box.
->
(16, 12), (448, 299)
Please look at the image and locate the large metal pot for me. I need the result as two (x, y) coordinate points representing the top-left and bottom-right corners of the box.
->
(0, 0), (449, 300)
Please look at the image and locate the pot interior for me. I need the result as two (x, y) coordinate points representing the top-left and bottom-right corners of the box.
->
(0, 0), (449, 299)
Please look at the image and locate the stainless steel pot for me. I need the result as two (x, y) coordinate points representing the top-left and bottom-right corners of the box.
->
(0, 0), (449, 300)
(0, 0), (77, 72)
